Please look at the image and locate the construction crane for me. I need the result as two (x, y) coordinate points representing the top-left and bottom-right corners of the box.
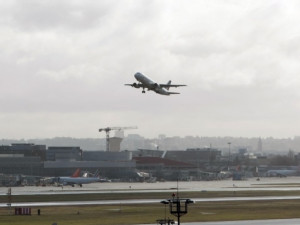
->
(99, 126), (138, 151)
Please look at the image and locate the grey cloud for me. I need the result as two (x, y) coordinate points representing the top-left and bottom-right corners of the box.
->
(1, 1), (300, 138)
(8, 0), (162, 33)
(278, 36), (300, 58)
(7, 1), (114, 31)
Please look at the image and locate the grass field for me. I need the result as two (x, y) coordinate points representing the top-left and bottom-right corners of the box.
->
(1, 190), (300, 224)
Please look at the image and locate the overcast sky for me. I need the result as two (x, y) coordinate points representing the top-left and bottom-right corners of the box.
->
(1, 0), (300, 139)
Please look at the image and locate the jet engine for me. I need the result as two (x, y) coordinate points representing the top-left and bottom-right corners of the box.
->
(153, 83), (160, 89)
(132, 83), (140, 88)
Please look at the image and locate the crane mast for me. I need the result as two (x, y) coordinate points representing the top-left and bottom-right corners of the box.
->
(98, 126), (137, 151)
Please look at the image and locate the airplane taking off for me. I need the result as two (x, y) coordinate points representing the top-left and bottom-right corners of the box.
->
(125, 72), (186, 95)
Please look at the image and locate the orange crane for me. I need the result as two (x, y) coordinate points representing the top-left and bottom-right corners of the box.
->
(99, 126), (137, 151)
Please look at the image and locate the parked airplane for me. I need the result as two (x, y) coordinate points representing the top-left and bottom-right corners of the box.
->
(266, 169), (299, 177)
(56, 169), (102, 187)
(125, 72), (186, 95)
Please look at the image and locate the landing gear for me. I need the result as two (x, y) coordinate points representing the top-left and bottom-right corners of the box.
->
(142, 88), (146, 93)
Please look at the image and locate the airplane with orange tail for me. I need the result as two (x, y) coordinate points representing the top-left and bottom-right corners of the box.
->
(56, 169), (102, 187)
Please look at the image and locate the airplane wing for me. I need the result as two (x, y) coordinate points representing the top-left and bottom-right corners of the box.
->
(167, 92), (180, 94)
(159, 84), (187, 88)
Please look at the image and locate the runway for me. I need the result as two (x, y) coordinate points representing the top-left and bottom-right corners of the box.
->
(138, 218), (300, 225)
(1, 177), (300, 196)
(2, 195), (300, 208)
(1, 178), (300, 224)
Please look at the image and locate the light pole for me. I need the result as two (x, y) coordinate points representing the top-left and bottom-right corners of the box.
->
(169, 197), (194, 225)
(7, 187), (11, 215)
(159, 196), (193, 225)
(160, 200), (169, 222)
(159, 200), (174, 225)
(158, 180), (193, 225)
(227, 142), (231, 171)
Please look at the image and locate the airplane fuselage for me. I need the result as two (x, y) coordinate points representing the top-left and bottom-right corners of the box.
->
(57, 176), (100, 186)
(266, 169), (298, 177)
(125, 72), (186, 95)
(134, 72), (174, 95)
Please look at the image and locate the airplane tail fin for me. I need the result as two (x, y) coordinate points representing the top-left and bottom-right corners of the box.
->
(166, 80), (171, 90)
(94, 169), (100, 177)
(82, 172), (88, 178)
(71, 168), (81, 177)
(82, 170), (100, 177)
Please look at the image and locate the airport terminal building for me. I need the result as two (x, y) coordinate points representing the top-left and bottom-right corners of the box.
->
(0, 142), (263, 185)
(0, 144), (136, 181)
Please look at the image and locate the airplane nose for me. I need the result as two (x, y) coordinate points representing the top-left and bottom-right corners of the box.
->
(134, 72), (141, 79)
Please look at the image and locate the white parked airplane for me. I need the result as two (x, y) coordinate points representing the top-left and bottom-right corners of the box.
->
(56, 169), (103, 187)
(266, 169), (299, 177)
(125, 72), (186, 95)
